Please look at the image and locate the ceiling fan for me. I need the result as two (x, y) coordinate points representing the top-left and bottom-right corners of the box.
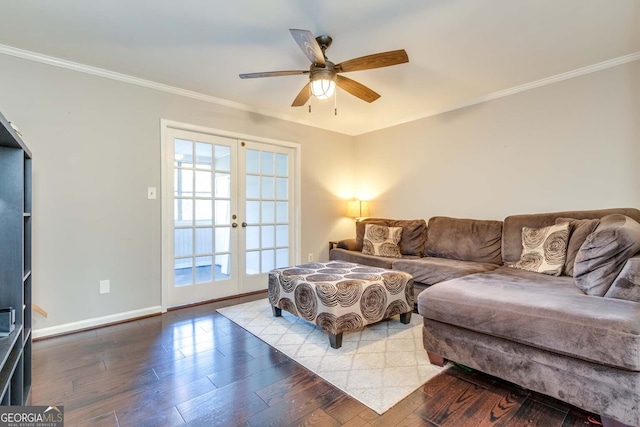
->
(239, 29), (409, 107)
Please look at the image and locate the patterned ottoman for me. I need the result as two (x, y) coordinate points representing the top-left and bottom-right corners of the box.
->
(268, 261), (414, 348)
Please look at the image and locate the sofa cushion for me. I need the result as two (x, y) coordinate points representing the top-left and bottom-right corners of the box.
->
(355, 218), (426, 256)
(362, 224), (402, 258)
(509, 223), (569, 276)
(417, 266), (640, 370)
(424, 216), (502, 264)
(387, 219), (428, 256)
(502, 208), (640, 264)
(574, 214), (640, 296)
(605, 255), (640, 302)
(392, 257), (499, 285)
(555, 217), (600, 276)
(329, 247), (420, 269)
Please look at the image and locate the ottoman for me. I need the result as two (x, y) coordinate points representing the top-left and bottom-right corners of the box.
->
(268, 261), (414, 348)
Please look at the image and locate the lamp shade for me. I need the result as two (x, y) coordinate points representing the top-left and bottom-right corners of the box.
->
(347, 200), (370, 218)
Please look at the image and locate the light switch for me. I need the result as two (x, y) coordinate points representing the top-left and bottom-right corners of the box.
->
(147, 187), (157, 199)
(99, 280), (110, 294)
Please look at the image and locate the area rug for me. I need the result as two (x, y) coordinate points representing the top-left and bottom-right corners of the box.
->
(217, 298), (443, 414)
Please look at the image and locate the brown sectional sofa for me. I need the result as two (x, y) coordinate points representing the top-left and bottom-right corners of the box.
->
(329, 208), (640, 427)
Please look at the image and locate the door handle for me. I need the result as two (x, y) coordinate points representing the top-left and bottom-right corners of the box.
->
(241, 222), (247, 228)
(232, 222), (238, 228)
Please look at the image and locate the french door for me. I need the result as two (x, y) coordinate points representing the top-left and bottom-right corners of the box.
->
(161, 123), (298, 308)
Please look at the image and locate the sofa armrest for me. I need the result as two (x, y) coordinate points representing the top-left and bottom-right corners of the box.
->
(604, 254), (640, 302)
(337, 238), (358, 251)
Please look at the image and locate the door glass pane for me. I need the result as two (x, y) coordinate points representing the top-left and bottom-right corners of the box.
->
(215, 227), (231, 253)
(246, 149), (260, 174)
(246, 251), (260, 275)
(246, 201), (260, 224)
(276, 248), (289, 268)
(275, 178), (288, 200)
(261, 152), (274, 175)
(195, 256), (213, 283)
(195, 171), (212, 197)
(174, 139), (193, 166)
(215, 200), (230, 225)
(215, 145), (231, 171)
(275, 225), (288, 247)
(261, 177), (274, 199)
(261, 201), (275, 223)
(261, 225), (275, 248)
(175, 229), (192, 256)
(174, 169), (193, 197)
(246, 175), (260, 199)
(195, 142), (212, 169)
(261, 250), (274, 273)
(172, 135), (236, 293)
(195, 228), (212, 254)
(175, 199), (193, 226)
(246, 226), (260, 250)
(175, 258), (193, 286)
(195, 200), (212, 226)
(275, 202), (288, 223)
(216, 254), (231, 278)
(215, 173), (230, 198)
(276, 153), (288, 177)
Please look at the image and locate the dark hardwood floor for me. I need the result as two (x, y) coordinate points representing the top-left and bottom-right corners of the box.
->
(32, 293), (601, 427)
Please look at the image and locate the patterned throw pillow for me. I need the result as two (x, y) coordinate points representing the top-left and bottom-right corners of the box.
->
(509, 223), (570, 276)
(362, 224), (402, 258)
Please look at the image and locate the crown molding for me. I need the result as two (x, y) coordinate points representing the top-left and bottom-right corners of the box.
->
(366, 51), (640, 135)
(1, 44), (638, 137)
(0, 43), (329, 132)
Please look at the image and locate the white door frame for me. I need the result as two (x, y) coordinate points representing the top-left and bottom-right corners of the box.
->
(160, 119), (301, 312)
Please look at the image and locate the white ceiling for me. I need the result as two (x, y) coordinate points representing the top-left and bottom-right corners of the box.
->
(0, 0), (638, 136)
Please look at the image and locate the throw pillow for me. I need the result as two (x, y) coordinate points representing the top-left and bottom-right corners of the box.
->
(555, 217), (600, 276)
(574, 214), (640, 296)
(362, 224), (402, 258)
(509, 223), (570, 276)
(355, 219), (387, 251)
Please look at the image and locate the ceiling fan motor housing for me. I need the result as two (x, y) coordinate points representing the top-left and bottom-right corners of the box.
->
(315, 35), (333, 56)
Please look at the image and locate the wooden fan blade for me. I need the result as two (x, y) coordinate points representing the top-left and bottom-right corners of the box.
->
(336, 75), (380, 103)
(289, 29), (325, 66)
(292, 82), (311, 107)
(239, 70), (308, 79)
(336, 49), (408, 73)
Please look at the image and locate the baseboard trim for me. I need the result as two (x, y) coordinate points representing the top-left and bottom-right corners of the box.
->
(32, 306), (162, 339)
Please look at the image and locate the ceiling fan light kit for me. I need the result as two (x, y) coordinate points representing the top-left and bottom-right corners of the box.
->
(310, 68), (336, 99)
(240, 29), (409, 110)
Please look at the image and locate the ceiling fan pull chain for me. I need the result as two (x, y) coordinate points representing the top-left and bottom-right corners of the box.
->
(334, 87), (338, 116)
(309, 104), (311, 113)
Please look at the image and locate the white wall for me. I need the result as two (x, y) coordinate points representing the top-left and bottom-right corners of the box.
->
(354, 60), (640, 221)
(0, 54), (356, 333)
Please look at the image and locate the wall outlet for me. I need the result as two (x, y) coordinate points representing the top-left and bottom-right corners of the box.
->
(308, 253), (314, 262)
(99, 280), (110, 294)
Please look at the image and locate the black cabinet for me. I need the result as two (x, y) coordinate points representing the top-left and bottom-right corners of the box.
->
(0, 112), (32, 405)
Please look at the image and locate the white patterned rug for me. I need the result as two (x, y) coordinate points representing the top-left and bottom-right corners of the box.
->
(217, 298), (443, 414)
